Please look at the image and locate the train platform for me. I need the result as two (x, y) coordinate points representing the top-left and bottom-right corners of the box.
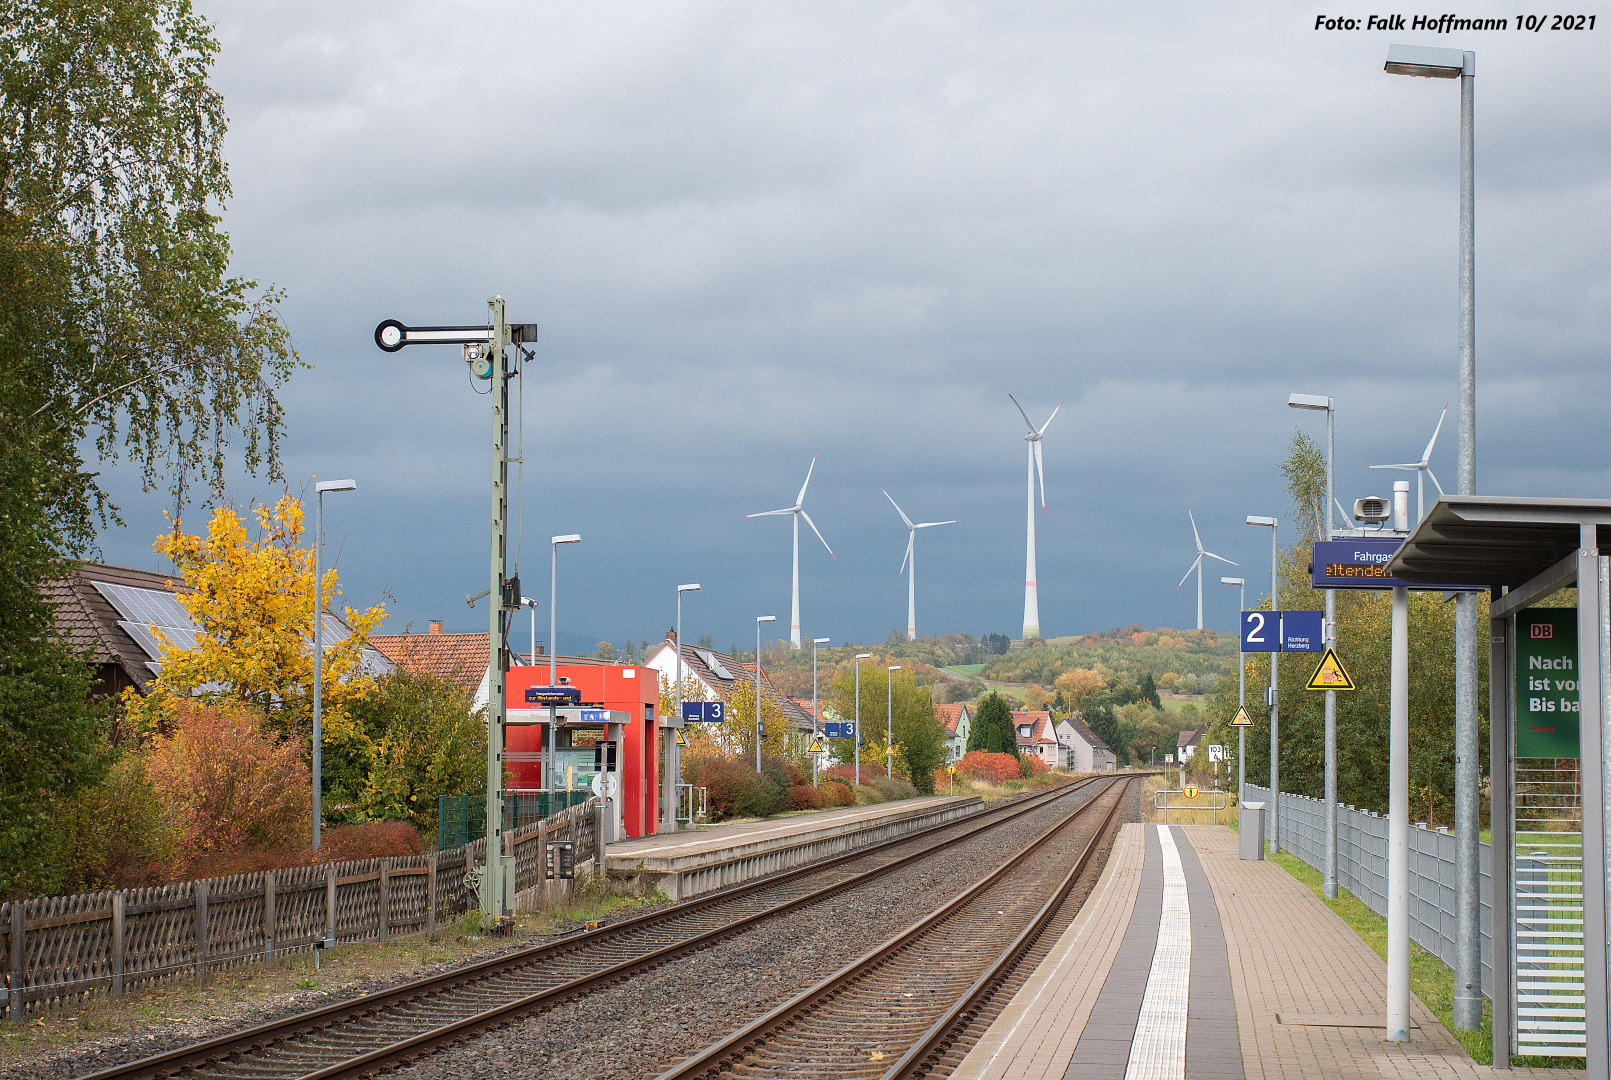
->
(953, 823), (1587, 1080)
(603, 794), (982, 900)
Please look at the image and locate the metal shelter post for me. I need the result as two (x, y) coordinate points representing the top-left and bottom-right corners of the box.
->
(1489, 595), (1514, 1066)
(1579, 525), (1610, 1078)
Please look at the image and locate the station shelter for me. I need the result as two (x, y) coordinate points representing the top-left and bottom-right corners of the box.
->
(504, 664), (661, 839)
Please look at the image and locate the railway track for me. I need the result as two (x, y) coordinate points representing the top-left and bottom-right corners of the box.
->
(658, 773), (1133, 1080)
(83, 778), (1112, 1080)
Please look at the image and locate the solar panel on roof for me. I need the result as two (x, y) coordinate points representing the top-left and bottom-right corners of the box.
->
(696, 648), (734, 679)
(92, 580), (195, 633)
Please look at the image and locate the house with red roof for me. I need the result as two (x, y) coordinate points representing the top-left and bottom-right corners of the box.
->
(934, 702), (972, 762)
(1012, 710), (1063, 771)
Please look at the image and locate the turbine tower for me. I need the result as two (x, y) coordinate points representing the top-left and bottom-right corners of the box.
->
(1365, 404), (1448, 523)
(745, 455), (835, 648)
(1177, 509), (1239, 630)
(882, 489), (958, 641)
(1009, 395), (1060, 641)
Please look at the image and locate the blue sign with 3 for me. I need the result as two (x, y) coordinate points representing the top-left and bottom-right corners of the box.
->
(680, 701), (725, 723)
(825, 722), (857, 739)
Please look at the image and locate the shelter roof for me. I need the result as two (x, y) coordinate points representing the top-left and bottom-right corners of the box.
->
(1386, 495), (1611, 589)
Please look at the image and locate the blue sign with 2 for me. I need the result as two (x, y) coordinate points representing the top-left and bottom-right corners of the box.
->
(1241, 611), (1325, 653)
(680, 701), (725, 723)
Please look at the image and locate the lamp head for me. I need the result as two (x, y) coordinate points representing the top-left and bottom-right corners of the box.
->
(889, 664), (902, 671)
(1384, 43), (1471, 78)
(757, 615), (776, 623)
(856, 652), (872, 659)
(813, 637), (831, 644)
(678, 583), (701, 592)
(1246, 515), (1277, 527)
(315, 479), (357, 493)
(1221, 577), (1244, 586)
(1287, 393), (1332, 412)
(552, 533), (581, 545)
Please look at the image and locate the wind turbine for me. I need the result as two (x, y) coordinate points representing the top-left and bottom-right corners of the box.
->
(882, 489), (958, 641)
(1365, 404), (1447, 523)
(745, 455), (835, 648)
(1009, 395), (1060, 641)
(1177, 509), (1239, 630)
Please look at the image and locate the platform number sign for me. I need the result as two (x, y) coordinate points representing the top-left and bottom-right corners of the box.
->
(1241, 611), (1279, 653)
(681, 701), (725, 723)
(825, 722), (857, 739)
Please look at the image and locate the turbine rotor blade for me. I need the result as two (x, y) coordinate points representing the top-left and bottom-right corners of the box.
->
(1008, 393), (1037, 435)
(915, 520), (959, 528)
(799, 508), (835, 558)
(1178, 554), (1203, 589)
(899, 533), (912, 577)
(1189, 508), (1203, 552)
(1203, 550), (1240, 568)
(1037, 402), (1062, 436)
(744, 508), (795, 518)
(1426, 468), (1445, 497)
(795, 454), (817, 508)
(1420, 405), (1449, 465)
(1034, 439), (1046, 510)
(882, 488), (914, 528)
(1365, 462), (1420, 471)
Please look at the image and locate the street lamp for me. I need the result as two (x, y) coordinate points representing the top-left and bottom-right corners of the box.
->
(756, 616), (776, 771)
(1247, 514), (1280, 855)
(548, 534), (580, 800)
(1385, 41), (1482, 1037)
(311, 478), (356, 852)
(887, 665), (902, 778)
(670, 583), (700, 833)
(855, 653), (872, 784)
(811, 637), (830, 784)
(1289, 393), (1339, 900)
(1222, 576), (1245, 808)
(520, 597), (539, 664)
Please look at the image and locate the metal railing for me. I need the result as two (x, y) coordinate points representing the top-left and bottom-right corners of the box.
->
(1245, 784), (1493, 1000)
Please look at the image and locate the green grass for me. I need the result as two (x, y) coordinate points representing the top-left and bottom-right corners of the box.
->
(1267, 849), (1578, 1069)
(943, 664), (984, 678)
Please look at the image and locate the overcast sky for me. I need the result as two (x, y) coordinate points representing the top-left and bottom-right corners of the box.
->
(90, 1), (1611, 653)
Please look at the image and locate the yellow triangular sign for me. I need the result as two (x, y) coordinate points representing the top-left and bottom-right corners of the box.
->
(808, 738), (824, 754)
(1231, 706), (1253, 727)
(675, 729), (688, 746)
(1305, 648), (1356, 691)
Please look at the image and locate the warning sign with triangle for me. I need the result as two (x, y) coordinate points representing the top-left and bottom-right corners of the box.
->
(808, 738), (825, 754)
(675, 729), (688, 746)
(1305, 648), (1356, 691)
(1231, 706), (1253, 727)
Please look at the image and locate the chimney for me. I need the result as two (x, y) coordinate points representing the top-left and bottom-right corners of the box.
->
(666, 628), (678, 643)
(429, 621), (444, 635)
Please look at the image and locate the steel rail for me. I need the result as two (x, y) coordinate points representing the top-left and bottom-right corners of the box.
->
(83, 779), (1103, 1080)
(655, 775), (1131, 1080)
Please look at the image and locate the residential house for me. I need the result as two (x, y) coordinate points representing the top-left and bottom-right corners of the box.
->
(1177, 725), (1207, 762)
(934, 702), (972, 762)
(48, 560), (392, 703)
(1056, 716), (1116, 772)
(1012, 710), (1062, 771)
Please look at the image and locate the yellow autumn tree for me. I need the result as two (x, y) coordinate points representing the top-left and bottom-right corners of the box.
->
(122, 495), (388, 749)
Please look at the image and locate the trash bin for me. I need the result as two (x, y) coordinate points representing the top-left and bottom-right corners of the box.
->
(1240, 801), (1265, 861)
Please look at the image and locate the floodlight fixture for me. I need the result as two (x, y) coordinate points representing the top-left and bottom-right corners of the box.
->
(1221, 577), (1244, 586)
(315, 479), (356, 493)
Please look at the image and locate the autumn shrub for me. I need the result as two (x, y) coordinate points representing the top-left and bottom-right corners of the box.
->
(1021, 755), (1051, 779)
(785, 784), (821, 811)
(702, 756), (785, 819)
(957, 750), (1022, 785)
(145, 702), (310, 876)
(853, 784), (885, 805)
(783, 761), (808, 786)
(52, 753), (175, 891)
(816, 780), (854, 807)
(316, 820), (423, 862)
(869, 775), (918, 802)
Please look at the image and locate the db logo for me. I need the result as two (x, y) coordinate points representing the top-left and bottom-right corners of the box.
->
(1531, 624), (1555, 640)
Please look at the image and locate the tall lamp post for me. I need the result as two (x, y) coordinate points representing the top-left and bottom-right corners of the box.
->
(811, 637), (830, 783)
(1222, 576), (1245, 807)
(887, 665), (902, 777)
(311, 478), (356, 851)
(1384, 42), (1482, 1035)
(1289, 392), (1338, 899)
(548, 534), (581, 802)
(521, 597), (539, 663)
(756, 616), (776, 771)
(671, 583), (700, 833)
(855, 653), (871, 784)
(1248, 515), (1280, 854)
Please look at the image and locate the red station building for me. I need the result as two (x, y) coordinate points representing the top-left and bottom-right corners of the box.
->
(504, 664), (661, 838)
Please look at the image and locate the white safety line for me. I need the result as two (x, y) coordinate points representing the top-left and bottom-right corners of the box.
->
(1125, 825), (1190, 1080)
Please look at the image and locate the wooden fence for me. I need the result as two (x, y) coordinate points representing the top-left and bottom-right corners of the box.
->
(0, 798), (602, 1019)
